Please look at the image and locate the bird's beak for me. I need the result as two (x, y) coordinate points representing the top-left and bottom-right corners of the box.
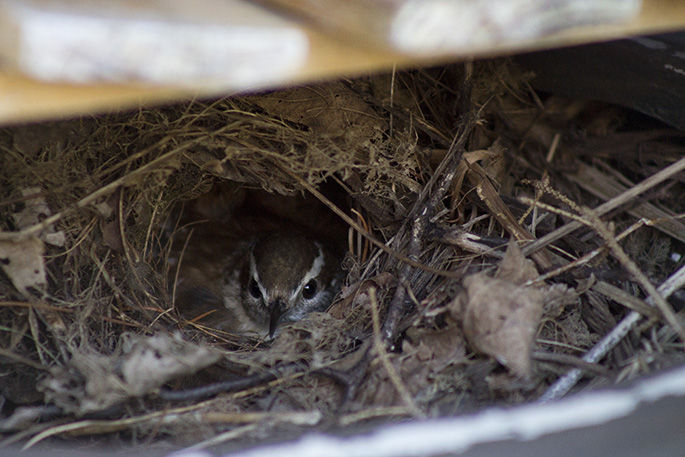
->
(269, 298), (286, 338)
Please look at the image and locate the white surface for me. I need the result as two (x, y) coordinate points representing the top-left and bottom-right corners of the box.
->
(0, 0), (308, 87)
(168, 364), (685, 457)
(391, 0), (642, 54)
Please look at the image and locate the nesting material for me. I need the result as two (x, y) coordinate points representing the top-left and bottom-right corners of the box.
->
(0, 61), (684, 450)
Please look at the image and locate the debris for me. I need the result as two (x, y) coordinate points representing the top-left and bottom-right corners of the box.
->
(0, 236), (46, 296)
(39, 332), (221, 416)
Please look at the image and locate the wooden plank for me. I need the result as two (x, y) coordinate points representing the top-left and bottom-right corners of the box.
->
(261, 0), (641, 55)
(1, 0), (685, 124)
(0, 0), (309, 87)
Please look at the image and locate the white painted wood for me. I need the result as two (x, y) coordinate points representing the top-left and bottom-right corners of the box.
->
(0, 0), (309, 87)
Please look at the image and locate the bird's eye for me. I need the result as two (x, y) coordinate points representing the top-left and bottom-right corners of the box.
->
(248, 278), (261, 299)
(302, 280), (318, 299)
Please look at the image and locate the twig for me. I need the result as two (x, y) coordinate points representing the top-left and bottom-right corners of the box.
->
(581, 208), (685, 343)
(0, 347), (46, 370)
(532, 351), (608, 376)
(340, 406), (413, 426)
(540, 262), (685, 402)
(280, 165), (463, 279)
(184, 424), (260, 450)
(369, 287), (425, 419)
(159, 369), (281, 402)
(523, 155), (685, 257)
(170, 227), (194, 309)
(469, 161), (553, 269)
(591, 281), (659, 319)
(521, 210), (648, 286)
(23, 369), (303, 448)
(381, 61), (474, 342)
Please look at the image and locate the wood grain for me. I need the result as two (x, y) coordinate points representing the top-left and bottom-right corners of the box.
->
(0, 0), (684, 124)
(0, 0), (309, 87)
(261, 0), (641, 54)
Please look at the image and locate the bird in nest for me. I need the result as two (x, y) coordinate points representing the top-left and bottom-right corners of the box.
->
(169, 229), (344, 338)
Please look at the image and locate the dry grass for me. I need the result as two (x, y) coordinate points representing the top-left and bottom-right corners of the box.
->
(1, 60), (685, 450)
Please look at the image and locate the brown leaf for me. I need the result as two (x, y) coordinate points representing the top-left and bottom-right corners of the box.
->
(461, 272), (543, 379)
(249, 82), (387, 140)
(12, 187), (65, 247)
(404, 326), (467, 374)
(355, 326), (466, 408)
(0, 236), (46, 296)
(97, 192), (124, 253)
(329, 272), (395, 320)
(39, 332), (221, 415)
(495, 241), (539, 285)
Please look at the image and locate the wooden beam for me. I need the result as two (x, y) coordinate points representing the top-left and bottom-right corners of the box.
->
(0, 0), (684, 124)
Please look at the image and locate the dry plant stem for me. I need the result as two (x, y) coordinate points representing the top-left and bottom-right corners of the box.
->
(592, 281), (659, 319)
(582, 208), (685, 343)
(118, 190), (158, 309)
(159, 367), (282, 401)
(369, 287), (425, 419)
(524, 214), (646, 286)
(183, 424), (260, 450)
(187, 410), (323, 449)
(0, 347), (46, 370)
(532, 351), (608, 376)
(171, 227), (195, 309)
(381, 62), (473, 342)
(280, 165), (462, 278)
(541, 262), (685, 402)
(339, 406), (412, 426)
(523, 155), (685, 257)
(23, 371), (305, 449)
(27, 308), (47, 366)
(469, 162), (552, 269)
(0, 132), (214, 242)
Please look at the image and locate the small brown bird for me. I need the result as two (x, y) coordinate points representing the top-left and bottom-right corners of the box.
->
(240, 233), (343, 337)
(171, 231), (343, 338)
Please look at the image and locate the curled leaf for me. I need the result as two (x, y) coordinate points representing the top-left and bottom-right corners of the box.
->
(0, 236), (46, 296)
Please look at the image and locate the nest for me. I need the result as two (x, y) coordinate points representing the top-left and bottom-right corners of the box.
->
(1, 60), (685, 450)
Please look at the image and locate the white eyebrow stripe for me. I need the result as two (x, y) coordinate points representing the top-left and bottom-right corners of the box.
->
(290, 243), (325, 302)
(305, 243), (325, 282)
(289, 286), (301, 303)
(249, 250), (268, 300)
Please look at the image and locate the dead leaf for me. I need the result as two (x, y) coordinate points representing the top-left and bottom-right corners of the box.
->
(0, 236), (46, 296)
(495, 241), (539, 285)
(454, 243), (578, 379)
(461, 272), (543, 378)
(38, 332), (221, 415)
(456, 243), (543, 378)
(97, 192), (124, 253)
(330, 272), (395, 320)
(355, 326), (466, 408)
(403, 326), (467, 375)
(249, 82), (387, 141)
(12, 187), (65, 247)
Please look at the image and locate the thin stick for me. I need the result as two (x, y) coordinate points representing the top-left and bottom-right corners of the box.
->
(369, 287), (425, 419)
(171, 228), (194, 309)
(523, 155), (685, 257)
(523, 213), (647, 286)
(280, 166), (462, 279)
(540, 262), (685, 402)
(382, 61), (474, 342)
(582, 208), (685, 343)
